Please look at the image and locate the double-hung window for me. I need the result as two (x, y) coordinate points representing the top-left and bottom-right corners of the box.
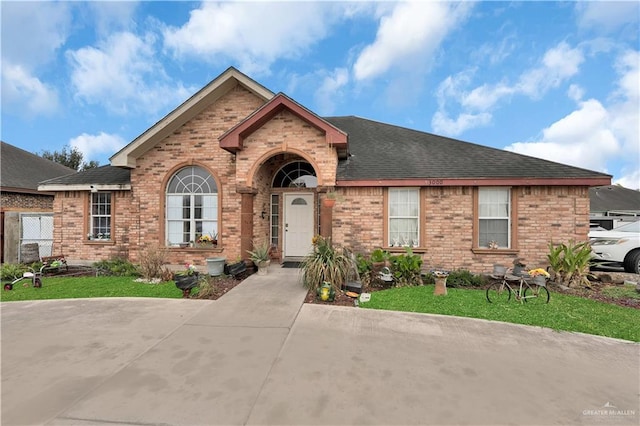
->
(478, 187), (510, 248)
(89, 193), (112, 240)
(166, 166), (218, 245)
(388, 188), (420, 247)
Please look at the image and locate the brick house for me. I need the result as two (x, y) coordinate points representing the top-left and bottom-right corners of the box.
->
(39, 67), (611, 272)
(1, 141), (75, 262)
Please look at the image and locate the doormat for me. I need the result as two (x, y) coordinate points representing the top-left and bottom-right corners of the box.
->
(281, 262), (302, 268)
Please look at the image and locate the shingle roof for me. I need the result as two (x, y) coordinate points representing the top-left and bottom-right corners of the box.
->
(1, 141), (76, 192)
(325, 116), (611, 182)
(39, 165), (131, 186)
(590, 185), (640, 213)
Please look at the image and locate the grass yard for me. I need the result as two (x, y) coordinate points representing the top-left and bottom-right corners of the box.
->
(0, 276), (182, 302)
(360, 285), (640, 342)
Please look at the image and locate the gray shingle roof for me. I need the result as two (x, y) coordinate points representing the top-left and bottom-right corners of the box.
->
(325, 116), (611, 181)
(590, 185), (640, 213)
(1, 141), (76, 191)
(39, 165), (131, 186)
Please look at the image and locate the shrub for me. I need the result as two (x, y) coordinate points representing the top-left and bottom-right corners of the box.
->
(547, 240), (593, 288)
(301, 235), (355, 291)
(445, 269), (486, 288)
(139, 244), (171, 280)
(0, 263), (28, 281)
(93, 258), (139, 276)
(192, 276), (217, 299)
(389, 248), (423, 286)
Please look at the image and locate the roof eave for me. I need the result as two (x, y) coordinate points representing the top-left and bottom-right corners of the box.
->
(110, 67), (274, 168)
(38, 184), (132, 192)
(336, 177), (612, 187)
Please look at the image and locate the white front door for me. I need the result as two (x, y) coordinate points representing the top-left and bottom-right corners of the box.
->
(284, 193), (314, 257)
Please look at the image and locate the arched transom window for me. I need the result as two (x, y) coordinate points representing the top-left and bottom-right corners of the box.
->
(166, 166), (218, 245)
(272, 161), (317, 188)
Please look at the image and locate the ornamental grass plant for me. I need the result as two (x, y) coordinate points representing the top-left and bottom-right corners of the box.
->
(301, 235), (355, 292)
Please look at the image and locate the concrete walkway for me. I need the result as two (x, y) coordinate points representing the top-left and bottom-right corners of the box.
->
(1, 266), (638, 425)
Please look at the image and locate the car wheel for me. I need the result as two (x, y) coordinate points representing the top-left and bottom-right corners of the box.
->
(623, 250), (640, 274)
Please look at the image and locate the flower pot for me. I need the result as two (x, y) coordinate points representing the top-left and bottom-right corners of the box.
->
(173, 273), (199, 298)
(434, 276), (448, 296)
(322, 198), (336, 208)
(532, 275), (546, 286)
(256, 260), (270, 276)
(206, 257), (225, 276)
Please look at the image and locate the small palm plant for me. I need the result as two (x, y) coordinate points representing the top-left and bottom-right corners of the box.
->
(547, 240), (594, 288)
(301, 235), (355, 292)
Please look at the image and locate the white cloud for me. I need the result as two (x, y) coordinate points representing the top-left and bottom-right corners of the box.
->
(0, 2), (71, 117)
(67, 31), (192, 116)
(314, 68), (350, 115)
(353, 1), (473, 81)
(516, 42), (584, 98)
(505, 99), (619, 171)
(567, 84), (584, 102)
(1, 63), (58, 116)
(432, 111), (492, 137)
(86, 2), (140, 36)
(576, 1), (639, 32)
(614, 169), (640, 191)
(162, 2), (343, 75)
(434, 42), (584, 135)
(0, 1), (72, 68)
(69, 132), (126, 163)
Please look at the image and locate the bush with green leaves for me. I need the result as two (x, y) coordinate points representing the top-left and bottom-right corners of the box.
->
(389, 248), (423, 286)
(1, 263), (29, 281)
(547, 240), (594, 288)
(445, 269), (486, 288)
(93, 258), (140, 276)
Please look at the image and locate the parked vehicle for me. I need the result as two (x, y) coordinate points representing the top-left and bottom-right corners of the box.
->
(589, 221), (640, 273)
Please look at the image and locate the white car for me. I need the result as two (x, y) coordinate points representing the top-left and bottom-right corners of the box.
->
(589, 221), (640, 274)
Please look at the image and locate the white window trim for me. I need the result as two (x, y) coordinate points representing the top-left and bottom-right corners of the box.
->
(388, 187), (420, 248)
(478, 187), (511, 248)
(89, 192), (112, 240)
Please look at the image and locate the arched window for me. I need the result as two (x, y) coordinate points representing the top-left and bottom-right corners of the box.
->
(272, 161), (317, 188)
(166, 166), (218, 245)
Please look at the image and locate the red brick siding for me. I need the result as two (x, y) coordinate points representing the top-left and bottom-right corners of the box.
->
(333, 185), (590, 274)
(1, 192), (54, 210)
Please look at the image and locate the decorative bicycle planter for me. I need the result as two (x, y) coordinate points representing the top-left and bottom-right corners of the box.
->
(173, 273), (200, 298)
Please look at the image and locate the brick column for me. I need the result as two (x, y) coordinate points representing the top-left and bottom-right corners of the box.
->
(320, 200), (334, 240)
(240, 192), (254, 261)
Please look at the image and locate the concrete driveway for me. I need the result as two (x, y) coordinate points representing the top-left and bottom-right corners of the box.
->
(2, 266), (638, 425)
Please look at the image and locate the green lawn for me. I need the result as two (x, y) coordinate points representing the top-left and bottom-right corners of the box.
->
(360, 285), (640, 342)
(1, 276), (182, 302)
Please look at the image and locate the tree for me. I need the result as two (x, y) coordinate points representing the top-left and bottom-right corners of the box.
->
(39, 145), (99, 171)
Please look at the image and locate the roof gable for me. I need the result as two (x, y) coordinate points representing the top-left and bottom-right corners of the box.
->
(110, 67), (274, 168)
(219, 93), (348, 158)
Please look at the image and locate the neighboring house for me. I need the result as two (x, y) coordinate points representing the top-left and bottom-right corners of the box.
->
(590, 185), (640, 230)
(38, 67), (610, 272)
(1, 141), (75, 263)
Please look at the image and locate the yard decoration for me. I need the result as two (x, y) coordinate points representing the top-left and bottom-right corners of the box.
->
(173, 263), (200, 297)
(317, 281), (336, 302)
(247, 240), (271, 276)
(431, 270), (450, 296)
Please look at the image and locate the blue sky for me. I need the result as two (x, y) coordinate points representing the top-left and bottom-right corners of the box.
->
(2, 1), (639, 189)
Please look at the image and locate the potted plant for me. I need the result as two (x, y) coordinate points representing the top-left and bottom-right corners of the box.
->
(301, 235), (355, 294)
(173, 263), (200, 298)
(247, 240), (271, 276)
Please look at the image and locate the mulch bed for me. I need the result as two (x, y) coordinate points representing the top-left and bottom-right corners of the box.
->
(191, 268), (640, 309)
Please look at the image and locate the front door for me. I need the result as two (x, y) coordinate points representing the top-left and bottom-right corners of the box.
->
(284, 193), (314, 258)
